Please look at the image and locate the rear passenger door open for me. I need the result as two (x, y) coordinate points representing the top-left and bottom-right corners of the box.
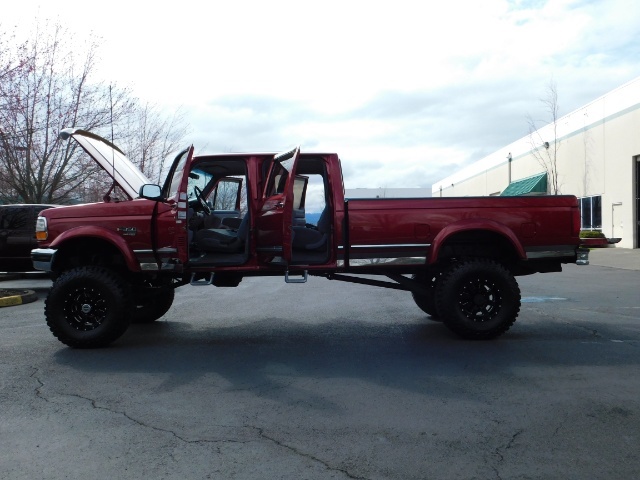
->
(256, 146), (301, 265)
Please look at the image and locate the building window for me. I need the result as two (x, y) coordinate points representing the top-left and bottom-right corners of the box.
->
(579, 195), (602, 230)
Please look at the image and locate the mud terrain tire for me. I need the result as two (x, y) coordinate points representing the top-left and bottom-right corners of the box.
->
(45, 266), (132, 348)
(411, 270), (442, 319)
(435, 259), (520, 339)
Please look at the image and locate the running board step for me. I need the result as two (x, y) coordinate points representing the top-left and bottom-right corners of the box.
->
(190, 273), (214, 286)
(285, 270), (308, 284)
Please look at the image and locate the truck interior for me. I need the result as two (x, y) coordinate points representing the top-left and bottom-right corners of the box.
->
(289, 157), (332, 266)
(186, 158), (250, 266)
(186, 155), (332, 267)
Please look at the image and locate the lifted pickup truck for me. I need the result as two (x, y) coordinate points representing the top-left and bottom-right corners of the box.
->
(32, 129), (588, 348)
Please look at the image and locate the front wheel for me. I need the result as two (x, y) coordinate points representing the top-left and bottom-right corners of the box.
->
(435, 259), (521, 340)
(45, 266), (132, 348)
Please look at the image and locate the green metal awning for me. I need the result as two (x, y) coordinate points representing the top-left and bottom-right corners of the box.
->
(501, 172), (547, 196)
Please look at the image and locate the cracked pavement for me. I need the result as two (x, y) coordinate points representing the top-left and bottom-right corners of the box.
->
(1, 264), (639, 479)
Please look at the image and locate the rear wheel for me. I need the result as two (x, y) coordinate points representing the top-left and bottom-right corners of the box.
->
(132, 288), (175, 323)
(435, 259), (520, 339)
(45, 266), (132, 348)
(411, 270), (443, 320)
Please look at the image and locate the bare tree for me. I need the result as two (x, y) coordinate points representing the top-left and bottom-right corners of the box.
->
(0, 19), (189, 204)
(0, 29), (27, 85)
(0, 29), (29, 198)
(0, 20), (135, 203)
(69, 100), (191, 205)
(527, 81), (561, 194)
(114, 102), (189, 184)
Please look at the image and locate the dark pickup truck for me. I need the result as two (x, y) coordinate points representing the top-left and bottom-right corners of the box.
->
(0, 204), (58, 272)
(32, 129), (588, 348)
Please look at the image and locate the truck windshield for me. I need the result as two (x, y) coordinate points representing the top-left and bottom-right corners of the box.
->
(187, 169), (213, 201)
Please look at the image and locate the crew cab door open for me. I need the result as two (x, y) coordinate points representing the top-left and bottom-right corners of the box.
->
(158, 146), (196, 265)
(256, 146), (301, 264)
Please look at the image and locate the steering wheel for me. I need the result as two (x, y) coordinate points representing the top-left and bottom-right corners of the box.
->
(193, 186), (211, 215)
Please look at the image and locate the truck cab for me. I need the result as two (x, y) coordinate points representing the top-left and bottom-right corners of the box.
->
(33, 130), (342, 282)
(167, 147), (340, 277)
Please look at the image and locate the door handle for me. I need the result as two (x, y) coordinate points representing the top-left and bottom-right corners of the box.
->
(276, 202), (284, 209)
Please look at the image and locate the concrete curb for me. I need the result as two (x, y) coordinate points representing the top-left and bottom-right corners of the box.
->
(0, 274), (22, 282)
(0, 289), (38, 308)
(0, 272), (50, 282)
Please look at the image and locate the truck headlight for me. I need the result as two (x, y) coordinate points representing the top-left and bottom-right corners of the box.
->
(35, 216), (48, 240)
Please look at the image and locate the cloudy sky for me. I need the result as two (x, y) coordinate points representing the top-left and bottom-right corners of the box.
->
(5, 0), (640, 192)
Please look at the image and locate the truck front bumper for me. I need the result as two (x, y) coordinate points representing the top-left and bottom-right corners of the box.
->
(31, 248), (57, 272)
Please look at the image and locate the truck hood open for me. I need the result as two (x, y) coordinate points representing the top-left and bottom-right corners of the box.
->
(59, 128), (152, 199)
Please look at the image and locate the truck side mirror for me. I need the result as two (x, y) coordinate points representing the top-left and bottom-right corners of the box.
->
(139, 184), (163, 201)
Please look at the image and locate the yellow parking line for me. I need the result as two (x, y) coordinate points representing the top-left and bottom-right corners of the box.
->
(0, 295), (24, 307)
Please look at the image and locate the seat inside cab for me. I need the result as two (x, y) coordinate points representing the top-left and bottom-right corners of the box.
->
(290, 157), (332, 265)
(186, 155), (332, 267)
(187, 159), (250, 266)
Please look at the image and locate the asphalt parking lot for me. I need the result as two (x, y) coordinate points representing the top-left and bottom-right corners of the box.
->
(1, 250), (639, 479)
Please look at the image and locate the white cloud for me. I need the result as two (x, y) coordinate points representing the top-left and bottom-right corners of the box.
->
(4, 0), (640, 192)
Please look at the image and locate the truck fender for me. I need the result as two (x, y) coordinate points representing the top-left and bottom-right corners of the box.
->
(48, 226), (141, 272)
(427, 218), (526, 264)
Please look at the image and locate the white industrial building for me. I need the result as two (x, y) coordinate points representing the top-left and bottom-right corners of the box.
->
(432, 76), (640, 249)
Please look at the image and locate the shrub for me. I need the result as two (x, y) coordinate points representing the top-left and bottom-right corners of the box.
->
(580, 230), (606, 239)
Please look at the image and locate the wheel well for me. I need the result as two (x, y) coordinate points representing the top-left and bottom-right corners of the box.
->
(52, 238), (128, 275)
(436, 229), (519, 264)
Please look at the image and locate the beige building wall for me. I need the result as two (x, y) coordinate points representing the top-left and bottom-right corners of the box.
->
(433, 77), (640, 248)
(345, 187), (432, 198)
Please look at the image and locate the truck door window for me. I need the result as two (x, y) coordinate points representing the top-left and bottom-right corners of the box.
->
(212, 177), (243, 212)
(0, 206), (30, 231)
(304, 174), (327, 225)
(266, 162), (288, 197)
(164, 150), (191, 201)
(265, 152), (298, 198)
(293, 176), (308, 210)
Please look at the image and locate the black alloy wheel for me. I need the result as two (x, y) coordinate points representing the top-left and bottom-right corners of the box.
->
(435, 258), (521, 339)
(45, 266), (132, 348)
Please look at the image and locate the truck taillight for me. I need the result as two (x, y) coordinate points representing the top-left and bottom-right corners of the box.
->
(35, 216), (48, 240)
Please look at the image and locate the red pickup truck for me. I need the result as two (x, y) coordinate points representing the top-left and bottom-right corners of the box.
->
(32, 129), (588, 348)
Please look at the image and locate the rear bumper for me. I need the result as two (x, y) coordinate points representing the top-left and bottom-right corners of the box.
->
(525, 245), (589, 265)
(518, 245), (589, 274)
(31, 248), (57, 272)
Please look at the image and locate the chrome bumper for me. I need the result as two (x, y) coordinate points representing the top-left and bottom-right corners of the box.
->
(31, 248), (57, 272)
